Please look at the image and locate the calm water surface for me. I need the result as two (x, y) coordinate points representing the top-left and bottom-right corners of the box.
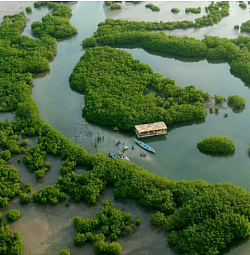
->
(2, 1), (250, 254)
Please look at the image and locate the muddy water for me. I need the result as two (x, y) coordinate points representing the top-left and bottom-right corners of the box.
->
(1, 1), (250, 255)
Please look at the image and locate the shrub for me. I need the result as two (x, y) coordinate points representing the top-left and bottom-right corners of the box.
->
(59, 249), (71, 255)
(19, 193), (30, 204)
(110, 3), (122, 10)
(215, 106), (219, 113)
(185, 7), (201, 13)
(228, 95), (246, 108)
(239, 2), (247, 8)
(135, 217), (141, 225)
(82, 37), (96, 48)
(234, 25), (239, 29)
(0, 150), (11, 161)
(74, 233), (87, 246)
(197, 136), (235, 154)
(6, 209), (21, 222)
(171, 8), (180, 13)
(150, 211), (167, 226)
(26, 7), (32, 12)
(105, 1), (113, 6)
(145, 3), (160, 11)
(214, 95), (225, 103)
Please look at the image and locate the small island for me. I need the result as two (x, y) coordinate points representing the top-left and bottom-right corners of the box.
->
(197, 136), (235, 154)
(227, 95), (246, 108)
(171, 8), (180, 13)
(145, 3), (160, 12)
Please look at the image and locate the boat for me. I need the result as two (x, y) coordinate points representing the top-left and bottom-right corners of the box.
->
(134, 139), (156, 153)
(118, 151), (131, 163)
(108, 152), (117, 159)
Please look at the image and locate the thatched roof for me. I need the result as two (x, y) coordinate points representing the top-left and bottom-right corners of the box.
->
(135, 122), (167, 133)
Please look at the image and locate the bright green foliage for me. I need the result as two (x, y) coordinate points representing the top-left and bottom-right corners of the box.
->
(166, 185), (250, 254)
(31, 15), (77, 39)
(31, 4), (77, 39)
(0, 150), (11, 161)
(168, 213), (250, 255)
(0, 163), (21, 207)
(135, 217), (141, 225)
(110, 3), (122, 10)
(215, 106), (219, 113)
(214, 95), (225, 103)
(73, 200), (137, 254)
(59, 249), (71, 255)
(34, 1), (49, 8)
(239, 2), (247, 8)
(19, 192), (30, 204)
(32, 185), (66, 205)
(52, 5), (72, 17)
(23, 144), (51, 176)
(105, 1), (114, 6)
(25, 7), (32, 13)
(34, 1), (59, 9)
(234, 24), (239, 29)
(94, 241), (122, 255)
(145, 3), (160, 12)
(171, 8), (180, 13)
(82, 36), (96, 47)
(197, 136), (235, 154)
(69, 46), (208, 130)
(0, 213), (24, 254)
(228, 95), (246, 108)
(241, 20), (250, 32)
(185, 7), (201, 13)
(150, 211), (167, 226)
(6, 209), (21, 222)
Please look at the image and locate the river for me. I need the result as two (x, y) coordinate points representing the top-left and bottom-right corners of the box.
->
(1, 1), (250, 254)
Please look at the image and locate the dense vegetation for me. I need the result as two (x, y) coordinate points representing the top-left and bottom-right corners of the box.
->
(228, 95), (246, 108)
(171, 8), (180, 13)
(185, 7), (201, 13)
(0, 160), (22, 207)
(239, 2), (247, 8)
(32, 3), (77, 38)
(0, 212), (24, 254)
(6, 210), (21, 222)
(145, 3), (160, 12)
(110, 3), (122, 10)
(83, 18), (250, 86)
(25, 7), (32, 13)
(197, 136), (235, 154)
(73, 200), (138, 254)
(59, 249), (71, 255)
(214, 95), (225, 103)
(70, 46), (208, 130)
(241, 20), (250, 32)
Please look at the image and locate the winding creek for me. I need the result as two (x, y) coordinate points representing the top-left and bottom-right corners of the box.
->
(1, 1), (250, 254)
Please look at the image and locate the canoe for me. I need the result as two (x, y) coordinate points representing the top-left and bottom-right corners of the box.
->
(134, 139), (155, 153)
(108, 152), (117, 159)
(118, 151), (131, 163)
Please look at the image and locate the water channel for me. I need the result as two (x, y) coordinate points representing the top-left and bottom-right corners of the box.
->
(1, 1), (250, 254)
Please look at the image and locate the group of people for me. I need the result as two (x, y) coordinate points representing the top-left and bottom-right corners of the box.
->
(92, 131), (104, 148)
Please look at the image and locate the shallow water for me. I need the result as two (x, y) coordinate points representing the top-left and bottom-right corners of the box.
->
(2, 1), (250, 254)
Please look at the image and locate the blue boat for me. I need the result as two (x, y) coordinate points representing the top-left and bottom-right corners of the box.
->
(108, 152), (117, 159)
(118, 151), (131, 163)
(134, 139), (156, 153)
